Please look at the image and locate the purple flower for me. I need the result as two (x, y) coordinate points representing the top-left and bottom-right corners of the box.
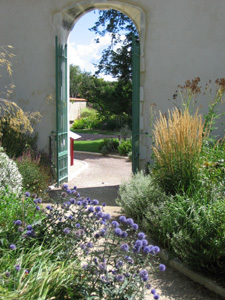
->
(15, 264), (21, 271)
(14, 220), (22, 226)
(5, 271), (10, 277)
(119, 216), (126, 223)
(63, 228), (70, 234)
(75, 223), (80, 228)
(37, 198), (42, 203)
(132, 223), (139, 230)
(142, 239), (148, 247)
(67, 189), (73, 194)
(159, 264), (166, 272)
(143, 246), (151, 254)
(139, 269), (148, 281)
(95, 206), (101, 212)
(27, 225), (33, 230)
(126, 218), (134, 226)
(92, 199), (99, 205)
(26, 230), (34, 237)
(100, 229), (106, 236)
(99, 263), (107, 271)
(70, 198), (76, 204)
(114, 228), (123, 237)
(154, 246), (160, 254)
(88, 206), (94, 213)
(145, 283), (152, 289)
(111, 221), (119, 228)
(138, 232), (146, 240)
(33, 199), (38, 204)
(46, 205), (52, 210)
(121, 231), (128, 238)
(115, 274), (124, 282)
(102, 203), (106, 207)
(31, 193), (37, 199)
(154, 294), (160, 299)
(35, 205), (40, 211)
(9, 244), (16, 250)
(77, 201), (81, 206)
(121, 243), (129, 252)
(80, 244), (86, 250)
(61, 192), (67, 198)
(68, 215), (73, 219)
(25, 192), (30, 197)
(151, 289), (156, 295)
(104, 213), (111, 220)
(86, 242), (93, 248)
(62, 184), (68, 190)
(73, 186), (77, 190)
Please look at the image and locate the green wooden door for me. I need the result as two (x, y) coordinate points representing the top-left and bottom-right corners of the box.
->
(55, 36), (68, 186)
(132, 35), (140, 173)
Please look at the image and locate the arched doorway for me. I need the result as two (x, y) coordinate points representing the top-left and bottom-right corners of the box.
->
(53, 1), (145, 186)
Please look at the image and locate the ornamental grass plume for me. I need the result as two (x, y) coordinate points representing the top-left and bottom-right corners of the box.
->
(152, 107), (204, 194)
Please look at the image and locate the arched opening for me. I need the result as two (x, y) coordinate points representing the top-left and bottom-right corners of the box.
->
(53, 1), (146, 186)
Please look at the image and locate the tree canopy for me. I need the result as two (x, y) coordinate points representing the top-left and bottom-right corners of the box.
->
(89, 9), (139, 81)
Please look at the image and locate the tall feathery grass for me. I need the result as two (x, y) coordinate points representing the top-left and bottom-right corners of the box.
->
(152, 108), (204, 194)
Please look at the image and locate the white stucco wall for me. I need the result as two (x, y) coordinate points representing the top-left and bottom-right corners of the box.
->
(69, 99), (87, 123)
(0, 0), (225, 170)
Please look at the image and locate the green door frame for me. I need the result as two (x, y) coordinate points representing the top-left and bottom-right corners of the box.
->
(55, 36), (68, 186)
(132, 34), (140, 173)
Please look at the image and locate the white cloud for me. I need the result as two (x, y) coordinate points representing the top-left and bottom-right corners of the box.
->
(68, 33), (126, 81)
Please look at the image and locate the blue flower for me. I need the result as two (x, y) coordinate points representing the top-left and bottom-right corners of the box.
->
(70, 198), (76, 204)
(88, 206), (94, 213)
(92, 199), (99, 205)
(37, 198), (42, 203)
(115, 274), (124, 282)
(5, 271), (10, 277)
(27, 225), (33, 230)
(151, 289), (156, 294)
(95, 206), (101, 212)
(99, 263), (107, 271)
(33, 199), (38, 204)
(46, 205), (52, 210)
(154, 294), (160, 299)
(143, 246), (151, 254)
(77, 201), (81, 206)
(15, 264), (21, 271)
(121, 243), (129, 252)
(159, 264), (166, 272)
(119, 216), (126, 223)
(14, 220), (22, 226)
(102, 203), (106, 207)
(139, 269), (148, 281)
(86, 242), (93, 248)
(75, 223), (80, 228)
(26, 230), (34, 237)
(67, 189), (73, 194)
(9, 244), (16, 250)
(145, 283), (152, 289)
(103, 213), (111, 220)
(36, 205), (40, 211)
(111, 221), (119, 228)
(138, 232), (146, 240)
(114, 228), (123, 237)
(63, 228), (70, 234)
(126, 218), (134, 226)
(142, 239), (148, 247)
(132, 223), (139, 230)
(73, 186), (77, 190)
(154, 246), (160, 253)
(68, 215), (73, 219)
(25, 192), (30, 197)
(121, 231), (128, 238)
(62, 184), (68, 190)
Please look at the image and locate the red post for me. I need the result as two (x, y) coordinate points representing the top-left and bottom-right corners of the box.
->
(70, 137), (74, 166)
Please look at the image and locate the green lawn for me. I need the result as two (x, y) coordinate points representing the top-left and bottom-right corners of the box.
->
(71, 129), (120, 135)
(74, 139), (104, 153)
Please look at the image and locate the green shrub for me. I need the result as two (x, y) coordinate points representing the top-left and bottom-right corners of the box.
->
(16, 151), (52, 196)
(0, 147), (23, 196)
(118, 138), (132, 156)
(71, 108), (99, 130)
(99, 138), (119, 155)
(116, 171), (168, 224)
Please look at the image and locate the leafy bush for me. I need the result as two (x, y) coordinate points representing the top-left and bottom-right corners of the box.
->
(118, 138), (132, 156)
(71, 108), (99, 130)
(0, 147), (23, 196)
(0, 187), (166, 300)
(116, 171), (168, 224)
(152, 108), (204, 194)
(99, 138), (119, 155)
(16, 151), (52, 196)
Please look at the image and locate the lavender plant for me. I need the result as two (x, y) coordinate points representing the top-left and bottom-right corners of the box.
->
(1, 186), (166, 300)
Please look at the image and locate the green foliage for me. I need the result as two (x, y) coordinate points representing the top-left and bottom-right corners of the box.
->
(116, 171), (168, 224)
(0, 188), (164, 300)
(16, 151), (52, 196)
(99, 138), (119, 155)
(89, 9), (138, 81)
(118, 138), (132, 156)
(0, 147), (23, 196)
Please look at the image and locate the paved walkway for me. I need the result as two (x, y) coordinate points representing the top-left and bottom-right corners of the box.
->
(48, 152), (224, 300)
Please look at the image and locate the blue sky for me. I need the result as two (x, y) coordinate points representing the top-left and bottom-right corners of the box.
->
(68, 10), (115, 81)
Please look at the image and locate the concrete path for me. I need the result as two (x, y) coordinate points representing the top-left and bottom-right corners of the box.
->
(48, 152), (224, 300)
